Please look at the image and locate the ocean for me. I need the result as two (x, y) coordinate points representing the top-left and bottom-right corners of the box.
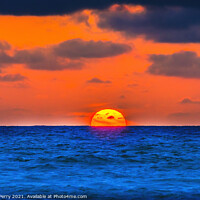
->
(0, 126), (200, 200)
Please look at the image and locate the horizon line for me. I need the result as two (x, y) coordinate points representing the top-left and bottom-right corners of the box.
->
(0, 125), (199, 127)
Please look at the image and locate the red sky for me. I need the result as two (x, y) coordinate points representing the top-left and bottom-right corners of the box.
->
(0, 4), (200, 125)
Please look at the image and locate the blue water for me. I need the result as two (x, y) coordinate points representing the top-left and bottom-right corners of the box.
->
(0, 126), (200, 200)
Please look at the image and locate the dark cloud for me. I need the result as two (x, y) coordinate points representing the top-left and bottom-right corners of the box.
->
(0, 39), (130, 71)
(0, 41), (11, 50)
(0, 0), (117, 15)
(0, 74), (27, 82)
(87, 77), (112, 84)
(14, 49), (46, 63)
(1, 0), (200, 16)
(179, 98), (200, 104)
(54, 39), (131, 59)
(147, 51), (200, 78)
(14, 50), (83, 70)
(0, 48), (83, 71)
(98, 7), (200, 43)
(0, 52), (13, 67)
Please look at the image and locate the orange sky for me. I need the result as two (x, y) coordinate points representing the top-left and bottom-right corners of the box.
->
(0, 5), (200, 125)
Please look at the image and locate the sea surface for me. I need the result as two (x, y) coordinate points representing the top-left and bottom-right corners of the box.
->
(0, 126), (200, 200)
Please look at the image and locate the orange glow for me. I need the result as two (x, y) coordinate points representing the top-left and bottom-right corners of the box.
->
(0, 5), (200, 126)
(91, 109), (127, 126)
(109, 4), (145, 13)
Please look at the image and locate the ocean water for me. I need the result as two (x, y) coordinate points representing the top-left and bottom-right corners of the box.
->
(0, 126), (200, 200)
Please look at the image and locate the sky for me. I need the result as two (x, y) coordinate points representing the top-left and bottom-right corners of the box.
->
(0, 0), (200, 125)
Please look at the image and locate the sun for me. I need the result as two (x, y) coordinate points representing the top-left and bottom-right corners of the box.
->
(91, 109), (127, 126)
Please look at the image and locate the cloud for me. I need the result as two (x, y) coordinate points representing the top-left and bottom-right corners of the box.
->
(179, 98), (200, 104)
(0, 41), (11, 50)
(53, 39), (131, 59)
(0, 1), (200, 16)
(0, 39), (131, 71)
(98, 7), (200, 43)
(14, 50), (83, 70)
(71, 13), (90, 27)
(147, 51), (200, 78)
(87, 77), (112, 84)
(0, 52), (14, 67)
(0, 48), (83, 71)
(0, 74), (27, 82)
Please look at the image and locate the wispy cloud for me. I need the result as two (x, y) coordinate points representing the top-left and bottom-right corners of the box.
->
(0, 74), (27, 82)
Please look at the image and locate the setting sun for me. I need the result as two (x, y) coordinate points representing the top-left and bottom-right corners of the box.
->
(91, 109), (126, 126)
